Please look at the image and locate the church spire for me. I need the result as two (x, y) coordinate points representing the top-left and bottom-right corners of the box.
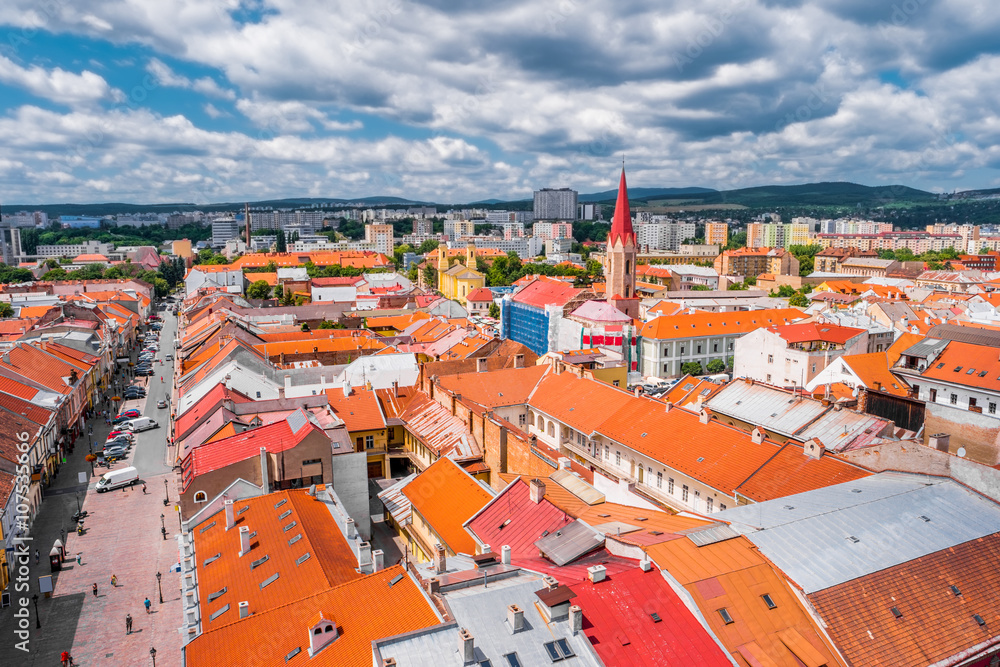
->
(608, 168), (634, 246)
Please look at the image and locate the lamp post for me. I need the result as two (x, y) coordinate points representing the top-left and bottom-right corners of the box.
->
(156, 571), (163, 604)
(32, 594), (40, 629)
(161, 514), (167, 540)
(150, 646), (157, 666)
(75, 493), (80, 513)
(163, 479), (169, 504)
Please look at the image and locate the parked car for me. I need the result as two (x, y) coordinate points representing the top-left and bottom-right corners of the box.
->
(124, 416), (158, 432)
(117, 409), (141, 419)
(156, 399), (167, 409)
(104, 438), (132, 451)
(107, 430), (134, 441)
(101, 445), (128, 459)
(165, 354), (173, 361)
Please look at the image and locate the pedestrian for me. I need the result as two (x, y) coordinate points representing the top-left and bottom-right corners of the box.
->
(76, 553), (82, 566)
(111, 574), (118, 587)
(144, 597), (151, 613)
(61, 650), (74, 666)
(92, 583), (98, 597)
(142, 483), (147, 494)
(126, 613), (133, 635)
(34, 549), (39, 565)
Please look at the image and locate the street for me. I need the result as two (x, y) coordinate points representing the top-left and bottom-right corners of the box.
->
(0, 302), (184, 666)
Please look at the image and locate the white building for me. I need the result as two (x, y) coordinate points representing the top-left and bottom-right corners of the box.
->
(635, 219), (696, 252)
(36, 240), (114, 258)
(185, 265), (245, 296)
(211, 218), (241, 247)
(533, 188), (578, 220)
(734, 323), (868, 387)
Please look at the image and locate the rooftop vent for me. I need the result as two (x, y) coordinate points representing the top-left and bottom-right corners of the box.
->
(847, 536), (860, 543)
(951, 585), (962, 596)
(891, 607), (903, 619)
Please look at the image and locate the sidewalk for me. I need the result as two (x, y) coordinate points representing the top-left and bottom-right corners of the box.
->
(0, 342), (183, 666)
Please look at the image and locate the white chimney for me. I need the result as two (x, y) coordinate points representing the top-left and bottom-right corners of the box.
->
(259, 447), (269, 494)
(434, 543), (447, 574)
(640, 554), (652, 572)
(501, 545), (511, 565)
(481, 544), (491, 556)
(342, 379), (351, 397)
(699, 408), (710, 424)
(238, 526), (251, 556)
(558, 457), (571, 470)
(358, 541), (372, 568)
(588, 564), (606, 583)
(664, 401), (672, 412)
(346, 518), (357, 539)
(238, 601), (250, 618)
(751, 427), (765, 444)
(529, 479), (546, 504)
(372, 549), (384, 572)
(224, 499), (235, 530)
(507, 604), (524, 633)
(459, 628), (475, 664)
(569, 605), (583, 635)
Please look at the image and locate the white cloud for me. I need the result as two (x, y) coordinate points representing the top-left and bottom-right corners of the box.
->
(203, 102), (231, 118)
(0, 55), (115, 106)
(146, 58), (235, 100)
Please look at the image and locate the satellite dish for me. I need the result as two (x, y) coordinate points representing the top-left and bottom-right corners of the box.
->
(851, 386), (859, 397)
(957, 447), (967, 458)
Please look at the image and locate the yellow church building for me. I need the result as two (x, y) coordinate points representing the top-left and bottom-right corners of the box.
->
(437, 242), (486, 304)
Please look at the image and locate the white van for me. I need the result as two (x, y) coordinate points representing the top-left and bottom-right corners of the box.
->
(125, 416), (158, 432)
(96, 466), (139, 493)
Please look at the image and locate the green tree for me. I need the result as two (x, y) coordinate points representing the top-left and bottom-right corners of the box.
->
(681, 361), (704, 376)
(0, 264), (35, 284)
(0, 302), (13, 318)
(488, 302), (500, 318)
(706, 358), (726, 374)
(246, 280), (272, 300)
(789, 293), (809, 308)
(42, 268), (68, 280)
(275, 231), (287, 253)
(300, 322), (310, 332)
(152, 277), (170, 297)
(416, 239), (440, 255)
(689, 284), (712, 291)
(406, 267), (418, 282)
(423, 264), (437, 288)
(772, 284), (796, 298)
(318, 319), (334, 329)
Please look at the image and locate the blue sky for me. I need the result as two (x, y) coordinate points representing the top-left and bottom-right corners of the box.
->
(0, 0), (998, 204)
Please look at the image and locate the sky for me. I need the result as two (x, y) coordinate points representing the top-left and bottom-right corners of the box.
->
(0, 0), (998, 205)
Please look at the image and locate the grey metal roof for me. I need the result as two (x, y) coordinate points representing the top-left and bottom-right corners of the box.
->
(374, 574), (602, 667)
(925, 323), (1000, 347)
(534, 520), (605, 566)
(678, 523), (739, 547)
(549, 469), (605, 506)
(897, 336), (948, 360)
(716, 472), (1000, 593)
(707, 382), (827, 436)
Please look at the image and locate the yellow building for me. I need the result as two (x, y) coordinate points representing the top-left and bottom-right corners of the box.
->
(704, 222), (729, 247)
(172, 239), (194, 259)
(437, 243), (485, 304)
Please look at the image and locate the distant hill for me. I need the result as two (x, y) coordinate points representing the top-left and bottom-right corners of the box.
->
(579, 186), (717, 203)
(694, 182), (935, 207)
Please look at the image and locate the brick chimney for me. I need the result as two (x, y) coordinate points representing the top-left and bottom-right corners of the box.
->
(664, 401), (672, 413)
(929, 433), (951, 452)
(514, 354), (524, 369)
(477, 357), (488, 373)
(434, 543), (447, 574)
(803, 437), (825, 459)
(569, 605), (583, 635)
(529, 478), (546, 504)
(459, 628), (475, 664)
(507, 604), (524, 633)
(751, 427), (765, 444)
(699, 408), (710, 424)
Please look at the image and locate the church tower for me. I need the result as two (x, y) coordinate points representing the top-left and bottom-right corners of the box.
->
(605, 168), (638, 317)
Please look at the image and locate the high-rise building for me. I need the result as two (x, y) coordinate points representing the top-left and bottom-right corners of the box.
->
(704, 222), (728, 247)
(531, 221), (574, 241)
(413, 218), (434, 235)
(634, 220), (696, 251)
(211, 218), (241, 247)
(444, 219), (475, 240)
(533, 188), (578, 220)
(364, 224), (394, 256)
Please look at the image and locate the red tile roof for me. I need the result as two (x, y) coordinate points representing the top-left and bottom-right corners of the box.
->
(733, 443), (871, 503)
(325, 388), (385, 433)
(809, 533), (1000, 667)
(570, 566), (731, 666)
(0, 343), (76, 394)
(917, 340), (1000, 392)
(174, 383), (254, 441)
(465, 287), (494, 302)
(434, 364), (549, 408)
(182, 412), (320, 489)
(512, 278), (584, 308)
(767, 322), (866, 344)
(465, 478), (573, 559)
(403, 457), (492, 555)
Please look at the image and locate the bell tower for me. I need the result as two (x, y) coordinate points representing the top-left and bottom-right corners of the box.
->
(605, 168), (638, 317)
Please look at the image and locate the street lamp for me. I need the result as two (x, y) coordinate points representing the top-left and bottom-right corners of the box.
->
(156, 571), (163, 604)
(75, 493), (81, 513)
(32, 594), (40, 628)
(161, 513), (167, 540)
(150, 646), (157, 667)
(163, 479), (169, 504)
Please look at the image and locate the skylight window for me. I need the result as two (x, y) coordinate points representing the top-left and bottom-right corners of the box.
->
(285, 647), (301, 662)
(762, 594), (777, 609)
(388, 574), (404, 587)
(209, 603), (230, 621)
(718, 608), (735, 624)
(950, 585), (962, 596)
(891, 607), (903, 619)
(936, 363), (945, 369)
(650, 612), (662, 622)
(966, 368), (976, 375)
(974, 614), (986, 626)
(295, 552), (311, 566)
(288, 534), (302, 546)
(207, 587), (227, 603)
(544, 639), (576, 662)
(274, 499), (287, 509)
(954, 366), (963, 372)
(847, 536), (860, 543)
(259, 573), (279, 589)
(278, 509), (292, 520)
(503, 653), (523, 667)
(250, 555), (269, 570)
(283, 521), (297, 532)
(236, 505), (249, 516)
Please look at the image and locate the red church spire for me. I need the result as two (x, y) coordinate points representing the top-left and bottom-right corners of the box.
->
(608, 168), (635, 246)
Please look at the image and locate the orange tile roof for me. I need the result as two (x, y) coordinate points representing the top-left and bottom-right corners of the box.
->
(840, 352), (911, 396)
(325, 388), (385, 433)
(434, 364), (549, 408)
(809, 533), (1000, 667)
(437, 333), (492, 360)
(364, 311), (432, 332)
(647, 536), (845, 667)
(0, 374), (42, 401)
(402, 457), (492, 554)
(188, 263), (236, 273)
(465, 287), (494, 302)
(662, 377), (724, 408)
(918, 340), (1000, 392)
(191, 490), (363, 632)
(646, 300), (684, 316)
(244, 271), (278, 286)
(257, 329), (362, 343)
(0, 343), (74, 394)
(16, 305), (57, 318)
(733, 443), (871, 502)
(203, 421), (239, 443)
(767, 322), (866, 344)
(73, 253), (109, 262)
(254, 337), (388, 357)
(641, 308), (806, 340)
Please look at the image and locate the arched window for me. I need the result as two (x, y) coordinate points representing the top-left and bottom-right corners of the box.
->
(324, 625), (335, 633)
(547, 422), (555, 437)
(537, 414), (544, 429)
(194, 491), (208, 503)
(625, 260), (631, 275)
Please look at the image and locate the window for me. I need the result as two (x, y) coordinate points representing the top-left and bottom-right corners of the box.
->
(663, 364), (669, 373)
(719, 503), (727, 511)
(970, 397), (978, 409)
(680, 346), (686, 355)
(950, 394), (958, 405)
(365, 435), (374, 449)
(682, 485), (689, 502)
(990, 403), (997, 415)
(663, 346), (669, 355)
(194, 491), (208, 503)
(503, 654), (523, 667)
(718, 608), (734, 624)
(697, 345), (702, 354)
(615, 451), (621, 466)
(544, 639), (575, 662)
(657, 471), (662, 488)
(604, 445), (609, 460)
(713, 343), (718, 352)
(694, 490), (700, 508)
(761, 594), (777, 609)
(768, 354), (773, 363)
(518, 413), (526, 426)
(766, 374), (772, 383)
(706, 497), (713, 512)
(811, 363), (816, 373)
(667, 478), (674, 494)
(929, 388), (937, 402)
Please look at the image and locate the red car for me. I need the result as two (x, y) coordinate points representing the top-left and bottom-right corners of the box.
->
(117, 409), (140, 419)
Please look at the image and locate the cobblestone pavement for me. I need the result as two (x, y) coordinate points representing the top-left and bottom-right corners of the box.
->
(0, 321), (185, 667)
